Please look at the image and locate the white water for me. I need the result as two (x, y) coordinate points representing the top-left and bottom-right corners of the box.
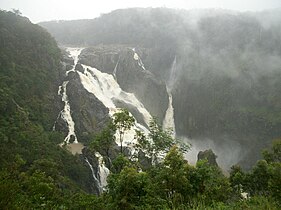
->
(59, 81), (78, 144)
(132, 48), (146, 70)
(163, 91), (176, 137)
(77, 64), (152, 147)
(85, 157), (102, 194)
(168, 56), (177, 90)
(95, 152), (110, 191)
(56, 47), (156, 194)
(113, 56), (120, 78)
(66, 48), (83, 75)
(56, 48), (83, 144)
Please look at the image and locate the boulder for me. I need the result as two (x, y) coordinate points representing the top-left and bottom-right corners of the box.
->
(197, 149), (219, 167)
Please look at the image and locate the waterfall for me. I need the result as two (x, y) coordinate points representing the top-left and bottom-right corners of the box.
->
(95, 152), (110, 191)
(85, 157), (102, 194)
(113, 56), (120, 79)
(168, 55), (177, 90)
(60, 81), (78, 143)
(85, 153), (110, 194)
(132, 48), (146, 70)
(163, 91), (176, 137)
(163, 55), (177, 137)
(54, 48), (83, 144)
(78, 64), (151, 148)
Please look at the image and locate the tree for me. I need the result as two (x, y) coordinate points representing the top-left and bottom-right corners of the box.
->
(113, 109), (135, 154)
(229, 164), (246, 198)
(106, 166), (151, 209)
(263, 139), (281, 163)
(90, 120), (116, 158)
(153, 146), (192, 208)
(135, 117), (189, 164)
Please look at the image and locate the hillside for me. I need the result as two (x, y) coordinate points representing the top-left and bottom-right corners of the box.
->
(0, 10), (94, 209)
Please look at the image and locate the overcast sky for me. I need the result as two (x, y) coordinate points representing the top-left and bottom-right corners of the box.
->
(0, 0), (280, 23)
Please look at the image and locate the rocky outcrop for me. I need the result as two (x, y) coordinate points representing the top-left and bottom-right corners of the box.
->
(112, 98), (148, 127)
(197, 149), (219, 167)
(66, 71), (109, 141)
(79, 46), (169, 123)
(79, 46), (120, 74)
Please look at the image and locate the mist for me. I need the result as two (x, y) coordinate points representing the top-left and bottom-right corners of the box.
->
(183, 137), (247, 171)
(0, 0), (281, 22)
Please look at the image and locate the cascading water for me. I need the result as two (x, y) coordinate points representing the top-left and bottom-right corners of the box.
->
(59, 81), (78, 144)
(132, 48), (146, 70)
(95, 152), (110, 191)
(113, 56), (120, 78)
(70, 49), (155, 192)
(163, 55), (177, 137)
(85, 157), (102, 194)
(163, 92), (176, 137)
(55, 48), (83, 144)
(168, 55), (177, 90)
(77, 64), (152, 148)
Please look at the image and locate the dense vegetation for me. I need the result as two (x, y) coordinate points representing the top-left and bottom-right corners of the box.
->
(0, 10), (93, 209)
(85, 110), (281, 209)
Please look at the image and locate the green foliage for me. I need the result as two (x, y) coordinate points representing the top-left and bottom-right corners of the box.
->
(136, 117), (190, 164)
(90, 119), (116, 157)
(113, 109), (135, 153)
(263, 139), (281, 163)
(111, 154), (131, 174)
(231, 140), (281, 206)
(0, 10), (95, 209)
(107, 166), (151, 209)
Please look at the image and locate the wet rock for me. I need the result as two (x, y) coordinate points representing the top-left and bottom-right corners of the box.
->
(112, 97), (148, 128)
(197, 149), (219, 167)
(79, 46), (169, 123)
(66, 72), (110, 142)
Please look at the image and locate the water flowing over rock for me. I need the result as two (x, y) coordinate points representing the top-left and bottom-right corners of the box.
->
(54, 48), (84, 144)
(79, 46), (169, 123)
(163, 91), (176, 137)
(66, 72), (110, 138)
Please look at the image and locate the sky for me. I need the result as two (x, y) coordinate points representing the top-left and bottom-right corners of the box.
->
(0, 0), (280, 23)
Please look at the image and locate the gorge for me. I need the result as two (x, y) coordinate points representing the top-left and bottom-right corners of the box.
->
(1, 7), (281, 209)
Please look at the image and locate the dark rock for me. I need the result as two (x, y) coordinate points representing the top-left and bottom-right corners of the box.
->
(79, 46), (169, 124)
(197, 149), (218, 167)
(138, 150), (152, 170)
(82, 148), (101, 195)
(75, 63), (84, 73)
(79, 46), (120, 74)
(53, 112), (68, 135)
(112, 97), (148, 128)
(115, 49), (169, 124)
(66, 72), (110, 142)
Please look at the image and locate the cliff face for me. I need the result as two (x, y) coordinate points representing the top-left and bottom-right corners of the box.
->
(79, 46), (169, 123)
(66, 71), (109, 140)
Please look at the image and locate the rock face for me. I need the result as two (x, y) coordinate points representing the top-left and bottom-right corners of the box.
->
(66, 71), (109, 140)
(197, 149), (219, 167)
(79, 46), (169, 123)
(79, 46), (120, 74)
